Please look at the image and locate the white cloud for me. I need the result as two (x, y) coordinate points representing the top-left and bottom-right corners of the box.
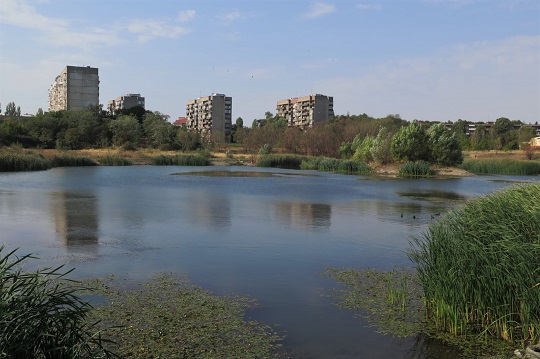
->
(356, 3), (383, 10)
(126, 18), (191, 42)
(177, 10), (196, 22)
(217, 10), (244, 23)
(315, 35), (540, 122)
(303, 2), (335, 19)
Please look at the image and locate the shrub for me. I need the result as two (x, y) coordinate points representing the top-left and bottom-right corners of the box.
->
(408, 183), (540, 345)
(0, 247), (116, 358)
(258, 144), (273, 155)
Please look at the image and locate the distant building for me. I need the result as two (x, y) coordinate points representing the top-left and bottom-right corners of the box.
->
(173, 117), (187, 127)
(276, 94), (334, 128)
(48, 66), (99, 111)
(108, 93), (145, 114)
(186, 93), (232, 140)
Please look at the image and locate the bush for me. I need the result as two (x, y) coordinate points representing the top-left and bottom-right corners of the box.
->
(398, 161), (433, 178)
(0, 247), (116, 358)
(408, 183), (540, 345)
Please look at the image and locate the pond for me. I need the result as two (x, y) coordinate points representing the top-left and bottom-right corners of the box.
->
(0, 166), (536, 358)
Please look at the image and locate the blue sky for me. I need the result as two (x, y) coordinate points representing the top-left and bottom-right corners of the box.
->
(0, 0), (539, 124)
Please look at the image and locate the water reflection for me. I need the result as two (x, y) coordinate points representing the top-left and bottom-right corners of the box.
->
(184, 192), (231, 230)
(51, 192), (98, 256)
(274, 201), (331, 230)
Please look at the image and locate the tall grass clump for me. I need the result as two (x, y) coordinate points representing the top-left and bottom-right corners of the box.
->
(459, 159), (540, 175)
(51, 155), (97, 167)
(398, 161), (433, 178)
(151, 154), (210, 166)
(0, 153), (51, 172)
(408, 183), (540, 346)
(256, 154), (307, 169)
(300, 156), (372, 174)
(0, 246), (116, 358)
(99, 155), (133, 166)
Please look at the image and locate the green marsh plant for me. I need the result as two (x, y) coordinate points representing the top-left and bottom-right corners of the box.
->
(398, 161), (433, 178)
(459, 158), (540, 175)
(151, 154), (210, 166)
(0, 153), (51, 172)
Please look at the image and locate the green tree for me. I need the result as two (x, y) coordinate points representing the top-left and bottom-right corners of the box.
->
(370, 127), (394, 164)
(4, 101), (21, 117)
(390, 121), (429, 162)
(427, 123), (463, 166)
(176, 128), (200, 151)
(235, 117), (244, 128)
(109, 114), (141, 147)
(351, 135), (374, 162)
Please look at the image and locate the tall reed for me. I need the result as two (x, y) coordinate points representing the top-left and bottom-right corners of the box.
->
(51, 154), (97, 167)
(98, 155), (133, 166)
(299, 156), (372, 174)
(398, 161), (433, 178)
(256, 154), (307, 169)
(459, 159), (540, 175)
(408, 183), (540, 346)
(0, 153), (51, 172)
(151, 154), (210, 166)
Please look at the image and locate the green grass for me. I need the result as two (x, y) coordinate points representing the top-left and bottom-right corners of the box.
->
(51, 154), (98, 167)
(299, 156), (372, 174)
(256, 154), (307, 169)
(408, 183), (540, 346)
(87, 274), (285, 358)
(0, 247), (116, 358)
(398, 161), (433, 178)
(151, 154), (210, 166)
(98, 155), (133, 166)
(0, 153), (52, 172)
(459, 158), (540, 175)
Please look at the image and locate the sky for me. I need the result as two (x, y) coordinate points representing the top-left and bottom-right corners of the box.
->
(0, 0), (539, 124)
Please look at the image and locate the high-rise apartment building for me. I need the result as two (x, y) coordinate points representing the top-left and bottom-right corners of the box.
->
(276, 94), (334, 128)
(108, 93), (145, 114)
(48, 66), (99, 111)
(186, 93), (232, 140)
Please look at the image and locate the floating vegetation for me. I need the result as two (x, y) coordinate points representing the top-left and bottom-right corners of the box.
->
(459, 158), (540, 175)
(87, 273), (286, 359)
(397, 189), (470, 203)
(0, 153), (51, 172)
(173, 170), (317, 178)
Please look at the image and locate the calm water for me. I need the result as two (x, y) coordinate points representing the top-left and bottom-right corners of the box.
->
(0, 166), (536, 358)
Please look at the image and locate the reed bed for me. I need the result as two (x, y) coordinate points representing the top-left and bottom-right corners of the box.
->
(256, 154), (307, 169)
(398, 161), (433, 178)
(408, 183), (540, 346)
(459, 158), (540, 175)
(98, 155), (133, 166)
(299, 156), (372, 174)
(50, 155), (97, 167)
(151, 154), (210, 166)
(0, 153), (51, 172)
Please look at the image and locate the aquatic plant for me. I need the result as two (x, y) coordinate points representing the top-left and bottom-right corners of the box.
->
(398, 161), (433, 178)
(88, 274), (285, 358)
(0, 247), (116, 358)
(0, 153), (51, 172)
(408, 183), (540, 346)
(256, 154), (307, 169)
(98, 155), (133, 166)
(458, 158), (540, 175)
(299, 156), (372, 174)
(51, 154), (98, 167)
(151, 154), (210, 166)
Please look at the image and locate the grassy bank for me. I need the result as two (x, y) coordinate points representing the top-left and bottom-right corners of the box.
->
(459, 158), (540, 175)
(257, 154), (372, 174)
(398, 161), (433, 178)
(151, 154), (210, 166)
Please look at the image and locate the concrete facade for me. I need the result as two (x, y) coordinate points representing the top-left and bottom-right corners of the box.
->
(276, 94), (334, 128)
(186, 93), (232, 140)
(108, 93), (145, 114)
(48, 66), (99, 111)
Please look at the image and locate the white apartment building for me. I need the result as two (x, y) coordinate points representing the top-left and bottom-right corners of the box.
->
(276, 94), (334, 128)
(186, 93), (232, 140)
(48, 66), (99, 111)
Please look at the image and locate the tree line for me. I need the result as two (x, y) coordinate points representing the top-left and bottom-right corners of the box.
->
(0, 103), (536, 165)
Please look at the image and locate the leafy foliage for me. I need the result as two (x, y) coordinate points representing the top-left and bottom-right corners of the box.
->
(398, 161), (433, 178)
(426, 123), (463, 166)
(390, 121), (429, 162)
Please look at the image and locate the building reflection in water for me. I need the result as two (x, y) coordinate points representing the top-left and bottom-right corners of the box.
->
(51, 192), (99, 256)
(185, 192), (231, 230)
(274, 201), (331, 230)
